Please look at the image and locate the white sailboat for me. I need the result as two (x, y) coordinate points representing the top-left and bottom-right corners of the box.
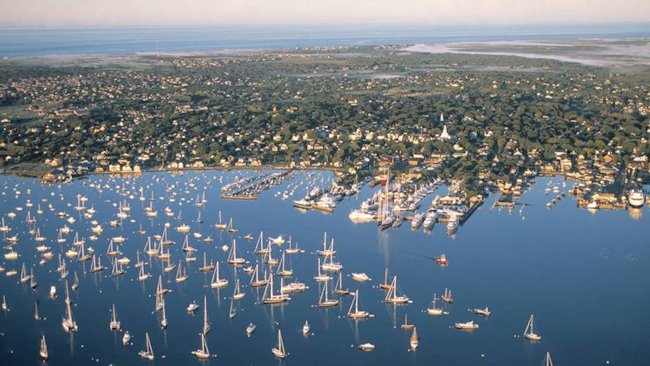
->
(262, 275), (289, 304)
(228, 297), (237, 319)
(316, 233), (336, 256)
(313, 258), (331, 282)
(347, 290), (372, 319)
(175, 261), (188, 282)
(410, 326), (419, 350)
(200, 252), (215, 272)
(160, 299), (168, 329)
(318, 281), (339, 307)
(191, 332), (210, 359)
(384, 276), (410, 304)
(203, 296), (211, 334)
(249, 264), (268, 287)
(227, 240), (246, 265)
(302, 320), (310, 335)
(138, 263), (152, 281)
(109, 304), (121, 331)
(271, 329), (287, 359)
(427, 295), (444, 315)
(524, 314), (542, 341)
(90, 254), (105, 273)
(544, 352), (553, 366)
(276, 252), (293, 277)
(233, 278), (245, 300)
(138, 332), (154, 360)
(334, 271), (350, 295)
(61, 281), (78, 333)
(39, 335), (48, 360)
(156, 275), (170, 296)
(254, 232), (270, 255)
(210, 262), (228, 288)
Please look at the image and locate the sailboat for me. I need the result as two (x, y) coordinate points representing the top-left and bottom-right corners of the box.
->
(175, 261), (188, 282)
(29, 269), (38, 289)
(233, 279), (245, 300)
(249, 264), (269, 287)
(334, 272), (350, 295)
(401, 314), (414, 330)
(122, 331), (131, 346)
(318, 281), (339, 307)
(285, 236), (302, 254)
(109, 304), (121, 331)
(34, 301), (40, 320)
(90, 254), (105, 273)
(441, 288), (453, 303)
(228, 297), (237, 319)
(271, 329), (287, 359)
(62, 281), (78, 333)
(111, 257), (125, 277)
(347, 290), (372, 319)
(210, 262), (229, 288)
(410, 327), (419, 350)
(138, 263), (152, 281)
(156, 275), (170, 295)
(20, 263), (31, 283)
(138, 332), (155, 360)
(427, 295), (444, 315)
(524, 314), (542, 341)
(71, 271), (79, 291)
(200, 253), (215, 272)
(262, 275), (289, 304)
(39, 335), (48, 360)
(302, 321), (310, 335)
(227, 240), (246, 265)
(254, 232), (270, 255)
(384, 276), (410, 304)
(379, 268), (393, 290)
(313, 258), (331, 282)
(321, 253), (343, 272)
(227, 217), (237, 233)
(160, 299), (168, 329)
(316, 233), (336, 256)
(203, 296), (211, 334)
(276, 252), (293, 277)
(215, 211), (227, 230)
(191, 332), (210, 359)
(544, 352), (553, 366)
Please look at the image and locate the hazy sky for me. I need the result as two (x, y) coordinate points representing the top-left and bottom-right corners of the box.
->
(0, 0), (648, 27)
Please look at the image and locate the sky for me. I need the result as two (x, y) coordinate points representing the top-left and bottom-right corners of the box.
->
(0, 0), (648, 27)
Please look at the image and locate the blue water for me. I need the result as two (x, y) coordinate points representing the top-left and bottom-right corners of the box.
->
(1, 23), (649, 57)
(0, 171), (649, 365)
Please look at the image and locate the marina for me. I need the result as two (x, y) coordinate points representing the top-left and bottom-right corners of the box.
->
(0, 169), (648, 365)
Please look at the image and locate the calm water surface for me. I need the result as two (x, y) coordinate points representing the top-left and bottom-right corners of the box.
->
(0, 170), (648, 365)
(1, 24), (649, 57)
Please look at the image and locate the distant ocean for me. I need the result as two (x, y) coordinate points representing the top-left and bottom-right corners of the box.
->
(0, 23), (649, 57)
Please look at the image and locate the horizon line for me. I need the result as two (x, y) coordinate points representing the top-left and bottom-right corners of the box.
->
(1, 20), (650, 30)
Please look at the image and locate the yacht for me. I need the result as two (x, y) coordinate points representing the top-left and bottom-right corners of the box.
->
(351, 272), (371, 282)
(246, 323), (257, 336)
(358, 343), (375, 351)
(348, 209), (375, 222)
(628, 188), (645, 208)
(302, 321), (310, 335)
(455, 321), (479, 330)
(474, 307), (491, 317)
